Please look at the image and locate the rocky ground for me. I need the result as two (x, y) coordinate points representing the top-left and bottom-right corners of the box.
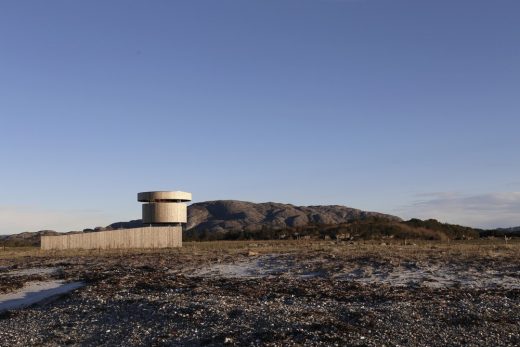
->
(0, 241), (519, 346)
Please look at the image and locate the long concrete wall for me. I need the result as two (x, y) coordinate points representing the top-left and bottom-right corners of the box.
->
(41, 226), (182, 250)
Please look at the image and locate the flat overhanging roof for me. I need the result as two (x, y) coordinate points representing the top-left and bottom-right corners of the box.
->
(137, 191), (192, 202)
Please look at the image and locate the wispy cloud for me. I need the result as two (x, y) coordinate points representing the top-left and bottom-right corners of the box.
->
(396, 192), (520, 229)
(0, 205), (115, 235)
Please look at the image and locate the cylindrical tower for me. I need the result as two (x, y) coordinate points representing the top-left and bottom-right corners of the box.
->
(138, 191), (192, 226)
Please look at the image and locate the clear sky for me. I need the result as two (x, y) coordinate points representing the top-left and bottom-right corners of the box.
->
(1, 0), (519, 234)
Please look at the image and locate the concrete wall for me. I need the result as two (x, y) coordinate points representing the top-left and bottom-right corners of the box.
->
(41, 226), (182, 250)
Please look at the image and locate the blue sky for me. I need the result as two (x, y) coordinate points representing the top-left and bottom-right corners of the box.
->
(1, 0), (519, 234)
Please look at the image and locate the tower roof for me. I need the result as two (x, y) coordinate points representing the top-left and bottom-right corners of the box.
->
(137, 191), (192, 202)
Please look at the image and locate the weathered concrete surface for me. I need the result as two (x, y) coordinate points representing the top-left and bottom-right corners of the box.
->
(40, 226), (182, 250)
(142, 203), (187, 224)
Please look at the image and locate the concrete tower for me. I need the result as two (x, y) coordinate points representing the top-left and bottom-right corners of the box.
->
(138, 191), (192, 226)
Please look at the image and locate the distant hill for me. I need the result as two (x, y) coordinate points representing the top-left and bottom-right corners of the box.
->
(0, 230), (61, 247)
(107, 201), (483, 241)
(187, 200), (401, 233)
(480, 226), (520, 237)
(108, 200), (401, 232)
(498, 226), (520, 233)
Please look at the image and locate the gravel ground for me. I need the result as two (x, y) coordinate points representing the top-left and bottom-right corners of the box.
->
(0, 242), (519, 346)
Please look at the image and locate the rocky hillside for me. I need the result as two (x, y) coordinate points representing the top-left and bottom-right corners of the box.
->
(186, 200), (401, 234)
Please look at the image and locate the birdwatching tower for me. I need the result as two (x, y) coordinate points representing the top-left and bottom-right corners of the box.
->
(138, 191), (192, 226)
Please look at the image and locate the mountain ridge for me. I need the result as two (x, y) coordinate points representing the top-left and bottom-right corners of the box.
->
(185, 200), (401, 234)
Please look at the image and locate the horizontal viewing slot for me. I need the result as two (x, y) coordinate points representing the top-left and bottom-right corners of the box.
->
(146, 199), (185, 203)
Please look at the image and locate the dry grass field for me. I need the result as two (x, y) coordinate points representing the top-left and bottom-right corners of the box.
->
(2, 238), (518, 258)
(0, 240), (519, 346)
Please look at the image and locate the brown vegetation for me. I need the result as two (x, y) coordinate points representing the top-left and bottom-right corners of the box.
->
(185, 217), (482, 242)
